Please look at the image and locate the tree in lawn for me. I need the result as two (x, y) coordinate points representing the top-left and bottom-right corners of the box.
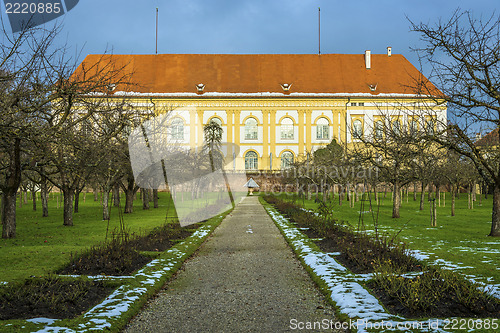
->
(203, 120), (235, 209)
(351, 111), (424, 218)
(90, 103), (133, 220)
(411, 10), (500, 236)
(412, 144), (442, 211)
(0, 25), (129, 237)
(0, 27), (53, 238)
(312, 139), (342, 200)
(311, 139), (357, 205)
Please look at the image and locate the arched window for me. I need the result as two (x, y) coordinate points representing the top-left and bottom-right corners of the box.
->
(280, 117), (294, 140)
(245, 151), (258, 170)
(353, 120), (363, 138)
(375, 120), (384, 140)
(244, 118), (258, 140)
(209, 117), (222, 126)
(281, 151), (294, 169)
(316, 117), (329, 140)
(171, 118), (184, 140)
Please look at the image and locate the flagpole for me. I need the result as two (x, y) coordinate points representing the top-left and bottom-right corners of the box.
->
(318, 7), (321, 55)
(156, 8), (159, 54)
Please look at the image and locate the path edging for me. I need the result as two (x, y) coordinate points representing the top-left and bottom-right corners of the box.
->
(0, 211), (230, 333)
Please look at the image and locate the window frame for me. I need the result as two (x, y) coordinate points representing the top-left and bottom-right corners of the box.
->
(244, 151), (258, 170)
(244, 118), (258, 140)
(374, 120), (384, 140)
(280, 151), (294, 169)
(171, 118), (184, 140)
(316, 117), (329, 140)
(280, 117), (294, 140)
(352, 119), (363, 139)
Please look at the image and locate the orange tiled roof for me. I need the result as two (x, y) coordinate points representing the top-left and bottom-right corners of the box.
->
(73, 53), (442, 97)
(476, 128), (499, 146)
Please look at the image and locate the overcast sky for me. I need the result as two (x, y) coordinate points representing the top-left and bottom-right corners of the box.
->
(0, 0), (497, 76)
(1, 0), (496, 72)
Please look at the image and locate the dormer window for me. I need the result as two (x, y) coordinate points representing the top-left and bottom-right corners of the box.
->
(280, 83), (292, 92)
(196, 83), (205, 94)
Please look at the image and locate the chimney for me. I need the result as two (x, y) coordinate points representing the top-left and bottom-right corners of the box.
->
(387, 46), (392, 57)
(365, 50), (371, 69)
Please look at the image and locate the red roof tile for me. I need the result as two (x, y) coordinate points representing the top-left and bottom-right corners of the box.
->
(73, 53), (442, 97)
(476, 128), (499, 146)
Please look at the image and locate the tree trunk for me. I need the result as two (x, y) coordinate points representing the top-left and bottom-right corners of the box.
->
(113, 183), (120, 207)
(479, 183), (483, 206)
(124, 190), (134, 214)
(436, 184), (441, 207)
(93, 187), (98, 201)
(102, 188), (110, 220)
(121, 174), (139, 214)
(419, 181), (426, 211)
(392, 181), (401, 218)
(413, 182), (417, 201)
(153, 189), (159, 208)
(141, 188), (150, 210)
(339, 186), (343, 206)
(472, 181), (477, 201)
(489, 184), (500, 237)
(1, 139), (22, 238)
(467, 184), (472, 209)
(32, 189), (37, 211)
(62, 188), (74, 226)
(41, 181), (49, 217)
(451, 185), (456, 217)
(1, 191), (17, 238)
(74, 189), (80, 213)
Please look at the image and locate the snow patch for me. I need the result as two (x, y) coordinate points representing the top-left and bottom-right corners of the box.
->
(27, 318), (58, 325)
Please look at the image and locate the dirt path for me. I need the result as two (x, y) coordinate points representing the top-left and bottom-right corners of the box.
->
(124, 196), (345, 332)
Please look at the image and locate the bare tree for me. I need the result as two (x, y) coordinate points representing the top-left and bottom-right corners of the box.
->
(350, 112), (424, 218)
(411, 9), (500, 236)
(0, 25), (130, 236)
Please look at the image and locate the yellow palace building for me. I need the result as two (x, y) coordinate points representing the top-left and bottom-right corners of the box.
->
(75, 50), (446, 171)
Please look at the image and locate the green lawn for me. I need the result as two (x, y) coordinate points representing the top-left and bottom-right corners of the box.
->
(275, 191), (500, 292)
(0, 192), (179, 283)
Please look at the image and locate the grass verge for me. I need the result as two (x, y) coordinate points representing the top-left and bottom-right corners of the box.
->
(0, 209), (231, 332)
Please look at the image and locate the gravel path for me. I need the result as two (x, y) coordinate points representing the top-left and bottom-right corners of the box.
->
(124, 196), (345, 333)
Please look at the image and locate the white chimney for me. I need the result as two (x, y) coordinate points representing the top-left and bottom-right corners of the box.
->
(387, 46), (392, 57)
(365, 50), (371, 69)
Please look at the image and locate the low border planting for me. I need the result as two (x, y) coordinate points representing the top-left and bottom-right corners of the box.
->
(0, 211), (230, 333)
(261, 196), (499, 332)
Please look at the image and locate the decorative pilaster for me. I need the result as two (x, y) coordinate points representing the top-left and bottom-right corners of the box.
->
(298, 109), (305, 156)
(269, 110), (277, 170)
(305, 110), (312, 152)
(262, 109), (270, 170)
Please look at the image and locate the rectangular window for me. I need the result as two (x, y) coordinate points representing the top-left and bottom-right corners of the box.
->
(245, 130), (258, 140)
(281, 125), (294, 140)
(317, 125), (329, 140)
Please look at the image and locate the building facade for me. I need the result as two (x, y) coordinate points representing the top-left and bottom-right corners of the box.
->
(74, 51), (446, 171)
